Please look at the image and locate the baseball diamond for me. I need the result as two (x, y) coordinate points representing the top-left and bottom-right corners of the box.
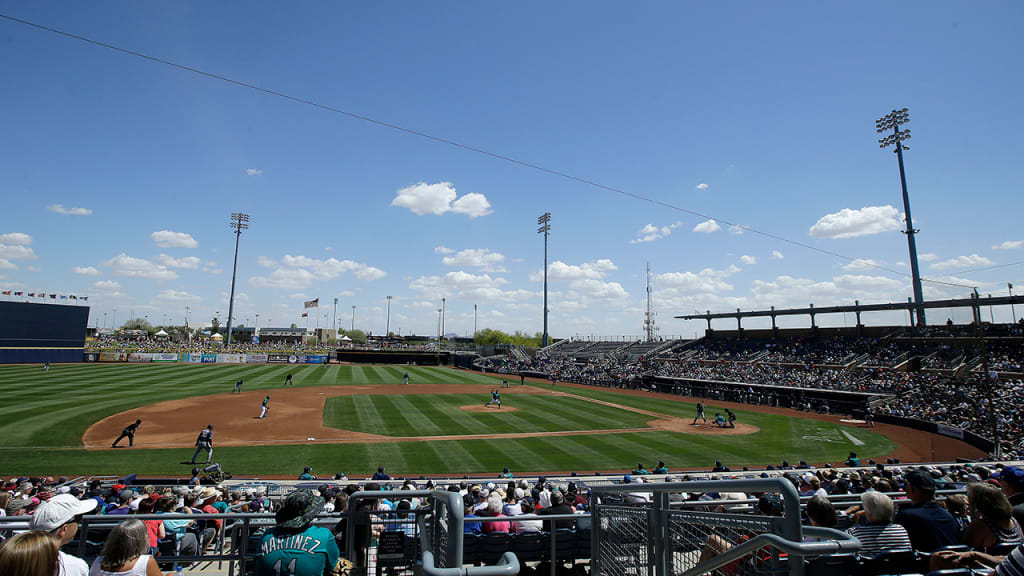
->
(0, 363), (984, 477)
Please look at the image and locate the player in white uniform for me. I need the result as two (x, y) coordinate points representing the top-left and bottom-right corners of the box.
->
(259, 395), (271, 419)
(484, 390), (502, 409)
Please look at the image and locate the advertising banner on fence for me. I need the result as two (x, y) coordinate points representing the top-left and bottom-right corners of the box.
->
(151, 353), (178, 363)
(127, 353), (153, 363)
(245, 354), (268, 364)
(84, 353), (99, 362)
(201, 353), (218, 364)
(305, 355), (327, 364)
(287, 355), (302, 364)
(99, 352), (126, 362)
(217, 354), (244, 364)
(936, 423), (964, 440)
(267, 354), (289, 364)
(180, 353), (204, 363)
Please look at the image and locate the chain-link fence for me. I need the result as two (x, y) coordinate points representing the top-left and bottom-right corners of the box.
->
(666, 510), (779, 576)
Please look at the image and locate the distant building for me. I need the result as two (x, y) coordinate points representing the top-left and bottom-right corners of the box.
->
(257, 327), (306, 344)
(227, 326), (256, 343)
(314, 328), (336, 343)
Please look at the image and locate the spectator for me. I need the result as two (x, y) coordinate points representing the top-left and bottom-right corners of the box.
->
(134, 498), (164, 556)
(29, 493), (98, 576)
(537, 491), (574, 531)
(462, 494), (482, 534)
(105, 490), (133, 515)
(90, 519), (163, 576)
(298, 467), (316, 481)
(0, 530), (59, 576)
(806, 494), (837, 531)
(964, 483), (1023, 551)
(155, 496), (198, 560)
(934, 541), (1024, 575)
(847, 491), (912, 556)
(895, 469), (962, 551)
(481, 495), (510, 534)
(514, 498), (542, 534)
(998, 467), (1024, 528)
(255, 490), (339, 576)
(372, 467), (390, 481)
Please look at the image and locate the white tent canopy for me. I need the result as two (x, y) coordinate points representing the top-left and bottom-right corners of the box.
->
(154, 329), (169, 338)
(211, 332), (223, 340)
(340, 335), (352, 341)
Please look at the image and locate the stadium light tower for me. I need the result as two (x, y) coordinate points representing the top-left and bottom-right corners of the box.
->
(385, 296), (392, 337)
(877, 108), (925, 326)
(225, 212), (249, 346)
(538, 212), (551, 346)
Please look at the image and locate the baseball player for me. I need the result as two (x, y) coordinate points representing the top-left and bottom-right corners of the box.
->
(484, 390), (502, 409)
(502, 378), (510, 388)
(550, 373), (557, 386)
(519, 373), (526, 386)
(43, 361), (50, 372)
(284, 373), (293, 386)
(191, 424), (214, 464)
(401, 372), (410, 385)
(725, 408), (737, 428)
(232, 378), (244, 393)
(111, 419), (142, 448)
(864, 406), (875, 428)
(692, 401), (707, 425)
(259, 395), (271, 419)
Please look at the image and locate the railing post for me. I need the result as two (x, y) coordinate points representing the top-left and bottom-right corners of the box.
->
(654, 492), (669, 576)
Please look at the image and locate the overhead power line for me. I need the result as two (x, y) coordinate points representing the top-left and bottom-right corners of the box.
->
(0, 13), (996, 290)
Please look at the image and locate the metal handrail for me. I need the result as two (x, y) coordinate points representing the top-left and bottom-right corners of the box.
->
(677, 528), (861, 576)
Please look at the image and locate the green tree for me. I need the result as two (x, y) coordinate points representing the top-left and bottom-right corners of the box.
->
(122, 318), (154, 335)
(211, 317), (222, 335)
(340, 329), (367, 344)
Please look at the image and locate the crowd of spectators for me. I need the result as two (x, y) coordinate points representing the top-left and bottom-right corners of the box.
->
(87, 336), (334, 355)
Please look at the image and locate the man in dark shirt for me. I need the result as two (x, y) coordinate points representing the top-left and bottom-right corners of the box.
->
(895, 469), (961, 552)
(537, 491), (574, 531)
(997, 466), (1024, 529)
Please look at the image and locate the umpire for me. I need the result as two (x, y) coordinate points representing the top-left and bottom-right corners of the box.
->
(111, 419), (142, 448)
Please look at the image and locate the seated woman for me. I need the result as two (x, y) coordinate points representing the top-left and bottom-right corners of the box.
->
(90, 519), (164, 576)
(846, 491), (912, 556)
(964, 483), (1024, 552)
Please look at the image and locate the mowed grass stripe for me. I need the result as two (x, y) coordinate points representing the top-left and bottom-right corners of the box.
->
(417, 395), (475, 436)
(384, 396), (445, 436)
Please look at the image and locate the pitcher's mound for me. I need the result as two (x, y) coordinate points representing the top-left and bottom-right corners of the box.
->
(460, 405), (519, 413)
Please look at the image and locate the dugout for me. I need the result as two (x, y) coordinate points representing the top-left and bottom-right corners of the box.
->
(0, 301), (89, 363)
(335, 349), (452, 365)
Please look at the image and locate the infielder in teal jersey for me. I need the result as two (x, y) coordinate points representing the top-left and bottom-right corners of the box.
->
(256, 490), (340, 576)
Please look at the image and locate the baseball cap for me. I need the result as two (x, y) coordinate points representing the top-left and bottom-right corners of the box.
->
(995, 466), (1024, 490)
(30, 494), (98, 532)
(904, 469), (936, 492)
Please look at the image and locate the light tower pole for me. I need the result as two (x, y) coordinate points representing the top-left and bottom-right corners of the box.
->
(877, 109), (925, 326)
(225, 212), (250, 346)
(351, 305), (356, 331)
(538, 212), (551, 346)
(385, 296), (392, 338)
(474, 304), (478, 340)
(441, 297), (446, 348)
(333, 298), (339, 337)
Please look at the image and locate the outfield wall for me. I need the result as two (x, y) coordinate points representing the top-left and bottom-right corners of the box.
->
(84, 352), (328, 364)
(0, 301), (88, 363)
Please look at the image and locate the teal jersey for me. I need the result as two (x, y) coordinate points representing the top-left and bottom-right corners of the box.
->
(255, 525), (339, 576)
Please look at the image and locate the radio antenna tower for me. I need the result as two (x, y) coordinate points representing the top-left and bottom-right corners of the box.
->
(644, 262), (658, 341)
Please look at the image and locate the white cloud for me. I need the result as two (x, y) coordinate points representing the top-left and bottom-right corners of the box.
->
(771, 250), (784, 260)
(993, 240), (1023, 251)
(434, 246), (455, 254)
(337, 290), (356, 298)
(693, 219), (720, 234)
(26, 265), (40, 272)
(0, 233), (31, 245)
(0, 259), (16, 270)
(73, 266), (101, 276)
(47, 204), (92, 216)
(391, 182), (492, 218)
(441, 248), (506, 272)
(728, 225), (745, 235)
(695, 183), (709, 191)
(409, 270), (533, 302)
(529, 259), (617, 282)
(246, 169), (263, 176)
(918, 253), (938, 262)
(151, 230), (198, 248)
(740, 255), (757, 265)
(843, 259), (882, 272)
(0, 244), (36, 260)
(809, 205), (903, 239)
(156, 254), (201, 269)
(568, 278), (629, 301)
(156, 289), (202, 302)
(104, 253), (178, 280)
(257, 256), (276, 268)
(250, 255), (385, 289)
(631, 222), (681, 244)
(93, 280), (122, 293)
(833, 274), (904, 292)
(657, 266), (740, 294)
(930, 254), (995, 271)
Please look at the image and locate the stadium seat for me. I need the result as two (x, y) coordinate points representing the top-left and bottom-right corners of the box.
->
(923, 570), (973, 576)
(482, 532), (512, 565)
(512, 532), (545, 563)
(857, 549), (919, 576)
(463, 533), (484, 565)
(574, 528), (592, 560)
(986, 542), (1021, 556)
(806, 553), (859, 576)
(552, 528), (575, 562)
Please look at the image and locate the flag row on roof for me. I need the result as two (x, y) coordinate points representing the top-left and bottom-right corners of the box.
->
(1, 290), (88, 301)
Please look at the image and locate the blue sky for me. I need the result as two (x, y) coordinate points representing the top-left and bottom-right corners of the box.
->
(1, 2), (1022, 338)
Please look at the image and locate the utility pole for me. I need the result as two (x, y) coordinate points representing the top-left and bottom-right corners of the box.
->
(644, 262), (657, 341)
(538, 212), (551, 346)
(877, 109), (925, 326)
(225, 212), (250, 346)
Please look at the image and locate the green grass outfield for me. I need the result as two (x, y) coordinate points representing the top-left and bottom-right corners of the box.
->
(0, 363), (895, 476)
